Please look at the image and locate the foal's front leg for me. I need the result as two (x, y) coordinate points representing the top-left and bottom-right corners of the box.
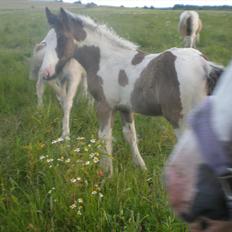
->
(96, 102), (114, 176)
(120, 111), (147, 170)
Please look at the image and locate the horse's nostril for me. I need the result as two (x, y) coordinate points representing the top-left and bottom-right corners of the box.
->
(199, 218), (210, 230)
(181, 212), (194, 222)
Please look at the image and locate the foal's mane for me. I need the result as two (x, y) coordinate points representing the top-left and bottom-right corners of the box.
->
(65, 10), (139, 50)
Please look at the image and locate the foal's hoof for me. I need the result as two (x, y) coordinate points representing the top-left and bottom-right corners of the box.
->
(140, 164), (148, 172)
(99, 156), (113, 177)
(51, 136), (70, 144)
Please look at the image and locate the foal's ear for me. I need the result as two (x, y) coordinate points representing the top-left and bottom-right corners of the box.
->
(45, 7), (58, 27)
(59, 8), (70, 28)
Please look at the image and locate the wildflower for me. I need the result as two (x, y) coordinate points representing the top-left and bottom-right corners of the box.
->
(46, 158), (54, 163)
(78, 198), (83, 204)
(70, 202), (77, 209)
(89, 153), (95, 158)
(74, 148), (80, 153)
(91, 191), (97, 195)
(88, 144), (91, 147)
(95, 152), (100, 156)
(99, 193), (104, 198)
(77, 137), (85, 140)
(39, 155), (46, 160)
(85, 161), (90, 166)
(84, 147), (88, 152)
(94, 184), (100, 191)
(70, 178), (77, 183)
(49, 165), (53, 168)
(76, 177), (81, 182)
(57, 156), (64, 162)
(65, 158), (71, 163)
(90, 139), (96, 143)
(51, 137), (64, 144)
(48, 187), (55, 194)
(77, 210), (82, 215)
(93, 157), (99, 163)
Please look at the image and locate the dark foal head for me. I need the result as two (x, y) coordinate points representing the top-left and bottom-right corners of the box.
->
(165, 60), (232, 231)
(41, 8), (85, 79)
(165, 130), (232, 231)
(165, 130), (232, 232)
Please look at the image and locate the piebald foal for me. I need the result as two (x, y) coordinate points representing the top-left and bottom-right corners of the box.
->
(29, 29), (90, 142)
(41, 8), (222, 175)
(179, 11), (202, 48)
(165, 61), (232, 231)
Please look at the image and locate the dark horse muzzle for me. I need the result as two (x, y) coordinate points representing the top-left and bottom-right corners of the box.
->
(180, 97), (232, 230)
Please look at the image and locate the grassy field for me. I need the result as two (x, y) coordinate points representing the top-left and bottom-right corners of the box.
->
(0, 2), (232, 231)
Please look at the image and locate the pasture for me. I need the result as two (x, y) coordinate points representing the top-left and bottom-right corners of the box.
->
(0, 2), (231, 231)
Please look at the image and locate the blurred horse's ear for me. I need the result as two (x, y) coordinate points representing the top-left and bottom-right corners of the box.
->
(59, 8), (70, 27)
(45, 8), (58, 27)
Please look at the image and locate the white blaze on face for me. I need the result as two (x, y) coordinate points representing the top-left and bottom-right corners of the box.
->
(39, 29), (59, 79)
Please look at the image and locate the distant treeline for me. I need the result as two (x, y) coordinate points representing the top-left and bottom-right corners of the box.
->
(172, 4), (232, 10)
(73, 1), (232, 10)
(143, 4), (232, 10)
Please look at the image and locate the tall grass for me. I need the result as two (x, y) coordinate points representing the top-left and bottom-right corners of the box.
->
(0, 5), (231, 231)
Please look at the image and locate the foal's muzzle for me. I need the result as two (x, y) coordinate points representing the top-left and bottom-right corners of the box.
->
(182, 165), (230, 222)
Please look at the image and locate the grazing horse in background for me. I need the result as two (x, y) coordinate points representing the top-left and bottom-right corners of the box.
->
(29, 29), (91, 143)
(42, 8), (223, 175)
(178, 11), (202, 48)
(165, 61), (232, 231)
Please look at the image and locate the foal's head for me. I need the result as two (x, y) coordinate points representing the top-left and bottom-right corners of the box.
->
(165, 61), (232, 231)
(41, 8), (85, 79)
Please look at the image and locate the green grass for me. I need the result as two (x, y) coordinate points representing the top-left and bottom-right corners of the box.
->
(0, 4), (232, 231)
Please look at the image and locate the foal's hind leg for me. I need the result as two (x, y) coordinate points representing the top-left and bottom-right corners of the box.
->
(48, 80), (66, 105)
(36, 76), (45, 107)
(61, 74), (82, 140)
(120, 111), (147, 170)
(96, 102), (114, 176)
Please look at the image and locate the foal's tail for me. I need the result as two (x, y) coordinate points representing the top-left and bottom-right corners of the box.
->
(186, 16), (193, 36)
(206, 61), (224, 95)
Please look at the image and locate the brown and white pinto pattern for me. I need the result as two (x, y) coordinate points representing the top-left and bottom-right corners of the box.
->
(42, 8), (222, 175)
(165, 61), (232, 231)
(29, 29), (91, 143)
(178, 11), (202, 48)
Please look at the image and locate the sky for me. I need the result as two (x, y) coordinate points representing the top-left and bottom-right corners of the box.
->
(63, 0), (232, 8)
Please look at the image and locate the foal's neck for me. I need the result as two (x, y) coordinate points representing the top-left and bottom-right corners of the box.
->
(83, 29), (137, 60)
